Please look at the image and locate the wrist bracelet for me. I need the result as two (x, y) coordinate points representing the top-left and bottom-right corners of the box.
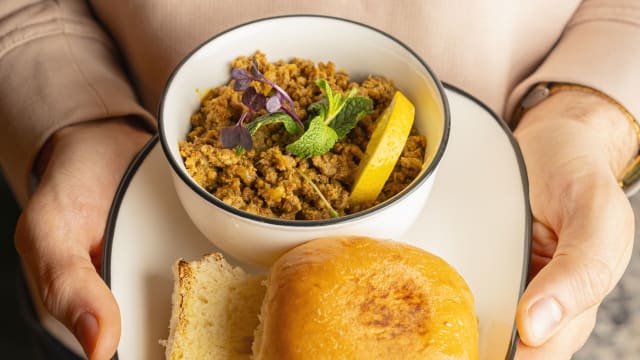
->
(513, 82), (640, 192)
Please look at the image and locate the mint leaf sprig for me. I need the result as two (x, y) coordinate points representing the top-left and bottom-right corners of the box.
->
(220, 60), (372, 159)
(245, 112), (303, 137)
(316, 79), (356, 124)
(285, 79), (373, 158)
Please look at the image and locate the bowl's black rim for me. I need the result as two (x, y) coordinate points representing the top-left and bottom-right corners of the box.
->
(157, 14), (451, 227)
(102, 84), (531, 360)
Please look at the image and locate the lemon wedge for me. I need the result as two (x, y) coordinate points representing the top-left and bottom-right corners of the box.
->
(350, 91), (415, 203)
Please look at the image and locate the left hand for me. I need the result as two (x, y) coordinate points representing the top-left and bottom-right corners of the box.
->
(15, 118), (151, 359)
(513, 90), (637, 359)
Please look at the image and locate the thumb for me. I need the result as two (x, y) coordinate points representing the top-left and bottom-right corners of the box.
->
(16, 211), (121, 360)
(38, 254), (121, 359)
(516, 183), (634, 347)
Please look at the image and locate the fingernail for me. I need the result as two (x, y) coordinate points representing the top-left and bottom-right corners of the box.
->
(75, 312), (98, 357)
(528, 297), (563, 342)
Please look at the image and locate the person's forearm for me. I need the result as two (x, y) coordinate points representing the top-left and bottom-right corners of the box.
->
(34, 116), (151, 181)
(506, 0), (640, 148)
(0, 0), (155, 206)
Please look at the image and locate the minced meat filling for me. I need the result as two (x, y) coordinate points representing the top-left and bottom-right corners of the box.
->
(179, 52), (426, 220)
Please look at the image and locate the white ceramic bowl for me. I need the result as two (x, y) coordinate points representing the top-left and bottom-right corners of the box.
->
(159, 15), (450, 267)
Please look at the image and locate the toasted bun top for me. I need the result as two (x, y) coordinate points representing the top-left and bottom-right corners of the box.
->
(252, 236), (478, 360)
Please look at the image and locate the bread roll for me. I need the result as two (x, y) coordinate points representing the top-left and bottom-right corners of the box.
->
(252, 236), (478, 360)
(163, 253), (266, 359)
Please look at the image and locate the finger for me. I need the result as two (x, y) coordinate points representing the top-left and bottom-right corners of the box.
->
(516, 182), (634, 346)
(529, 221), (558, 281)
(39, 253), (120, 360)
(515, 305), (598, 360)
(16, 205), (120, 360)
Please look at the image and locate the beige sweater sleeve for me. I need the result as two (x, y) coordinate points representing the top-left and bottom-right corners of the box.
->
(507, 0), (640, 123)
(0, 0), (155, 206)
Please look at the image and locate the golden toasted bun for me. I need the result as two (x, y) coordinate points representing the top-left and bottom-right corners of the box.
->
(252, 236), (478, 360)
(162, 253), (266, 360)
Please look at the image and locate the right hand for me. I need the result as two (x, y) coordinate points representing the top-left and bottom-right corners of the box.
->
(513, 90), (637, 358)
(15, 118), (151, 359)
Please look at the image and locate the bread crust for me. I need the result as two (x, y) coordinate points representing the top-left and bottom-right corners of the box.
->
(253, 236), (478, 360)
(164, 257), (196, 360)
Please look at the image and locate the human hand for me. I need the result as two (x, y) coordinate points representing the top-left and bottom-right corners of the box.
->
(513, 90), (638, 359)
(15, 119), (151, 360)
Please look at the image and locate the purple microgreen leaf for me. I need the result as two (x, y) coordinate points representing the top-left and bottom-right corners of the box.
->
(231, 67), (251, 80)
(262, 80), (302, 123)
(242, 87), (266, 112)
(237, 126), (253, 151)
(231, 67), (252, 91)
(263, 79), (293, 107)
(234, 78), (251, 91)
(244, 58), (303, 126)
(250, 59), (262, 78)
(226, 58), (305, 153)
(266, 95), (282, 113)
(220, 124), (253, 151)
(220, 125), (240, 149)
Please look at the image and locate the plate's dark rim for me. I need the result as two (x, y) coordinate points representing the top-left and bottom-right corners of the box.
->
(102, 136), (158, 360)
(101, 85), (531, 360)
(444, 84), (532, 360)
(157, 14), (451, 228)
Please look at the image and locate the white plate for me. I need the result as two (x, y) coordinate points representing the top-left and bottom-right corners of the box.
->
(104, 85), (531, 360)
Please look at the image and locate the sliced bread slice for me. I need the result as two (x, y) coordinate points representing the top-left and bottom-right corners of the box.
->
(163, 253), (266, 360)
